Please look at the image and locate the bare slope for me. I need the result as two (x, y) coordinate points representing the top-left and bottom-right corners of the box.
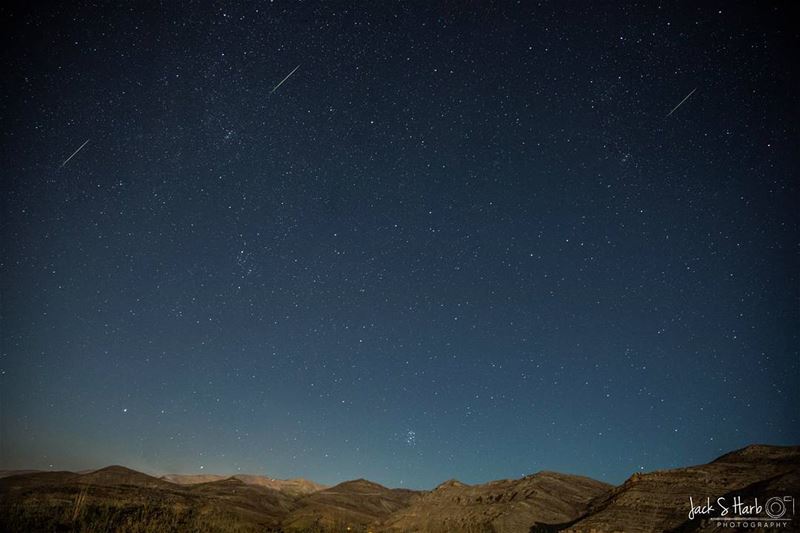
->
(2, 445), (796, 533)
(381, 471), (611, 533)
(546, 444), (800, 533)
(0, 467), (297, 532)
(282, 478), (419, 532)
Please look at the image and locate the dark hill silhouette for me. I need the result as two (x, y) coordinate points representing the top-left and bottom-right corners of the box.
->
(161, 473), (326, 495)
(76, 465), (170, 488)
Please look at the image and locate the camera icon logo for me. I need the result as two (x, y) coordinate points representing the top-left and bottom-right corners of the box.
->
(765, 496), (795, 519)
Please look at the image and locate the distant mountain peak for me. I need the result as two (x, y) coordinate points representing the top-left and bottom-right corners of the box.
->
(161, 473), (326, 494)
(434, 478), (466, 491)
(331, 478), (389, 492)
(92, 465), (137, 474)
(77, 465), (166, 488)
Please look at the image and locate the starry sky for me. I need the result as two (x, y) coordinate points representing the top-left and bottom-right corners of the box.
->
(1, 1), (798, 489)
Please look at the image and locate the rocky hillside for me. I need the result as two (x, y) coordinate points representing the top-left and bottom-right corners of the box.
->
(1, 444), (797, 532)
(0, 466), (298, 532)
(283, 479), (418, 532)
(543, 444), (800, 533)
(380, 471), (610, 533)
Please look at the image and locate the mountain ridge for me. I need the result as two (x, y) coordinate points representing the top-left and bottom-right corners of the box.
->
(1, 444), (798, 532)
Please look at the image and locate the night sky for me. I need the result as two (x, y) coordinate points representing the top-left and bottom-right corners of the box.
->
(2, 1), (798, 489)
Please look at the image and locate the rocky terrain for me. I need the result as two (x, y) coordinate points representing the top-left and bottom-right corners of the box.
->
(381, 472), (610, 532)
(0, 466), (298, 532)
(283, 479), (417, 532)
(1, 444), (798, 532)
(542, 444), (800, 533)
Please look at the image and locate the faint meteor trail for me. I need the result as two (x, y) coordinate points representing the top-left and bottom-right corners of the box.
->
(61, 139), (90, 167)
(666, 88), (697, 118)
(270, 64), (300, 94)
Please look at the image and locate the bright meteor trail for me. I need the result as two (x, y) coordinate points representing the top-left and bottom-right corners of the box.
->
(270, 64), (300, 94)
(666, 88), (697, 118)
(61, 139), (90, 167)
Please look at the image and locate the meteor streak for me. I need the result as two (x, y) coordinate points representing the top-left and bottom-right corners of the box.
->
(61, 139), (90, 167)
(666, 88), (697, 118)
(271, 64), (300, 94)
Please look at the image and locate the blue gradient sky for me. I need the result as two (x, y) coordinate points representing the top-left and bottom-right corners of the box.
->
(2, 1), (798, 489)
